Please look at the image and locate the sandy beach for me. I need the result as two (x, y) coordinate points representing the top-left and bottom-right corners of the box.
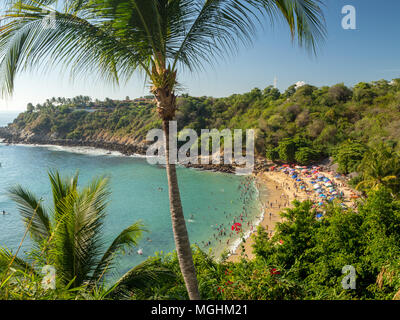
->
(227, 167), (358, 263)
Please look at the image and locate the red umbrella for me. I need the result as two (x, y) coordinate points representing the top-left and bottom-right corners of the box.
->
(231, 222), (242, 233)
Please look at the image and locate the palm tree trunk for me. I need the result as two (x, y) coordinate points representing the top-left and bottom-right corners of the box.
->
(162, 119), (200, 300)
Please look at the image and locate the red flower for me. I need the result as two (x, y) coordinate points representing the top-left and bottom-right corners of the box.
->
(270, 268), (280, 275)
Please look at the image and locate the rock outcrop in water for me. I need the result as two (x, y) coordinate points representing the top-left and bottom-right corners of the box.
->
(0, 126), (148, 155)
(0, 126), (270, 174)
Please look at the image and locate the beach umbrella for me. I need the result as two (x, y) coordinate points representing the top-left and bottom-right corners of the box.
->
(313, 184), (321, 189)
(300, 186), (305, 189)
(310, 181), (316, 184)
(231, 222), (242, 233)
(296, 178), (301, 181)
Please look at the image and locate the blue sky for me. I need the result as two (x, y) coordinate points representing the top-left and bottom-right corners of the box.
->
(1, 0), (400, 111)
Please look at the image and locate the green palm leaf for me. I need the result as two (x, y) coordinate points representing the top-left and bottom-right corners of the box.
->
(0, 247), (36, 275)
(8, 185), (50, 243)
(52, 176), (110, 287)
(92, 221), (147, 283)
(112, 259), (176, 298)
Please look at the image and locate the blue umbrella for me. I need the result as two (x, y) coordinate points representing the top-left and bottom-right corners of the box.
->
(316, 214), (323, 218)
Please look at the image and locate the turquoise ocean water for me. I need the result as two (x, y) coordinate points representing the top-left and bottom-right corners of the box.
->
(0, 112), (261, 280)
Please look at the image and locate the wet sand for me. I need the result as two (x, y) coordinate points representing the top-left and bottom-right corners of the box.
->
(227, 172), (288, 262)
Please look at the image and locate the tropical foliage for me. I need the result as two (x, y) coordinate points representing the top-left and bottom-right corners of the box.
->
(8, 78), (400, 168)
(133, 187), (400, 300)
(0, 171), (174, 299)
(0, 0), (326, 299)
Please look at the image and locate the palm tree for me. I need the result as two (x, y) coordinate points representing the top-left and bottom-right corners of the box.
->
(0, 0), (326, 299)
(356, 144), (400, 194)
(0, 170), (173, 297)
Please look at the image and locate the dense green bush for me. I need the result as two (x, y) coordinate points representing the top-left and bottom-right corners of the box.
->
(334, 140), (368, 174)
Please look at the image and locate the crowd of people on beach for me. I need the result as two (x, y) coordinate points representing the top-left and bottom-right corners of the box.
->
(269, 164), (359, 216)
(199, 176), (260, 252)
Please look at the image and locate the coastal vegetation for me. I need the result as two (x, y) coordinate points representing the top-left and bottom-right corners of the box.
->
(3, 183), (400, 300)
(7, 78), (400, 175)
(2, 0), (400, 302)
(2, 85), (400, 299)
(0, 0), (326, 300)
(0, 171), (174, 299)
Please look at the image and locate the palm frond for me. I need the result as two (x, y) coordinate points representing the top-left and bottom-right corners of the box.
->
(92, 221), (147, 283)
(0, 247), (36, 275)
(8, 185), (50, 243)
(1, 0), (326, 95)
(48, 169), (78, 219)
(52, 176), (110, 287)
(171, 0), (326, 72)
(112, 259), (176, 298)
(0, 0), (150, 96)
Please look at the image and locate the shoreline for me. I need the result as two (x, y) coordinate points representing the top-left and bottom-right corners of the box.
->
(226, 172), (287, 262)
(226, 167), (356, 262)
(2, 140), (355, 264)
(1, 139), (269, 174)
